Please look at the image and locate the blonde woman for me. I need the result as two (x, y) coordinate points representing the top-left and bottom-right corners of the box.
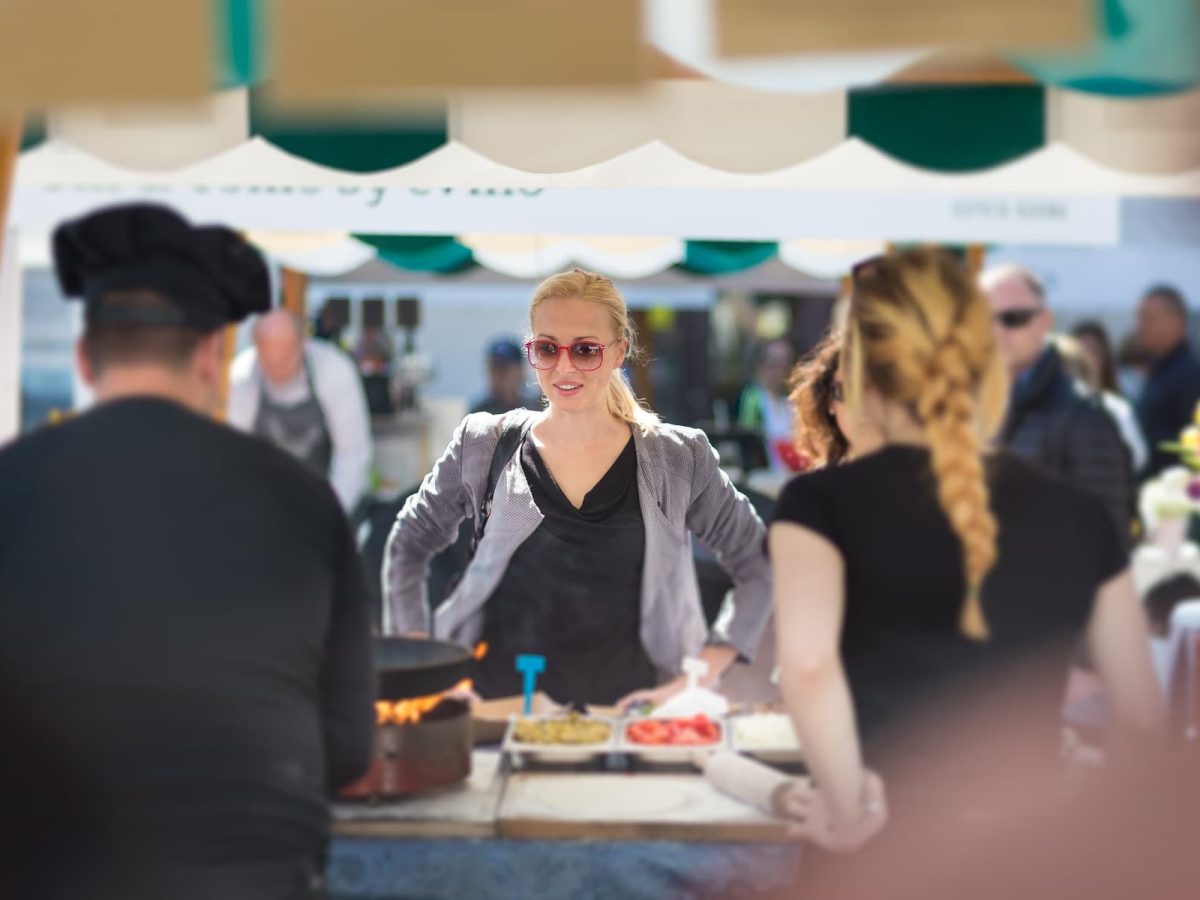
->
(770, 250), (1163, 852)
(385, 269), (771, 707)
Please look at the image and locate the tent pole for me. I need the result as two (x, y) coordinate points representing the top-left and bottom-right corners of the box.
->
(282, 266), (309, 319)
(0, 115), (24, 443)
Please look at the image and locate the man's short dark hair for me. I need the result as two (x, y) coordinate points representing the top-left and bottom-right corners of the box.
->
(1144, 284), (1189, 320)
(81, 289), (209, 375)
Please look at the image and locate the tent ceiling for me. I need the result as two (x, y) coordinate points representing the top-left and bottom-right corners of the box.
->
(19, 82), (1200, 182)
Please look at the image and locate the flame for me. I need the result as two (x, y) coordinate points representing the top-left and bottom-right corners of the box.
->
(376, 677), (473, 726)
(473, 641), (489, 660)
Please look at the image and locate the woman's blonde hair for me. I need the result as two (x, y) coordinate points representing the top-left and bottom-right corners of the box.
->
(529, 268), (659, 430)
(845, 249), (1009, 640)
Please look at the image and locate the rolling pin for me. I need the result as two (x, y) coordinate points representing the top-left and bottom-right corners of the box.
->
(698, 750), (795, 817)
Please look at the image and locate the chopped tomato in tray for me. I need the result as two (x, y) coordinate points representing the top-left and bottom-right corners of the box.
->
(626, 714), (721, 746)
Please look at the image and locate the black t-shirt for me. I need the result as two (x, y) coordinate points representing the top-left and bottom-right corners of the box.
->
(772, 445), (1127, 769)
(476, 435), (654, 705)
(0, 398), (374, 864)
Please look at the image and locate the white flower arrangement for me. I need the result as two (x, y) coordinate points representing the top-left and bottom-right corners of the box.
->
(1139, 466), (1200, 533)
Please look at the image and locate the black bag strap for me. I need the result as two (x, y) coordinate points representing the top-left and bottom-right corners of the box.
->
(471, 415), (534, 551)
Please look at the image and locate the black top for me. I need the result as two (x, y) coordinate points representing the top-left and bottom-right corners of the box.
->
(1138, 341), (1200, 477)
(773, 446), (1126, 773)
(0, 399), (374, 865)
(1000, 345), (1134, 547)
(476, 436), (654, 705)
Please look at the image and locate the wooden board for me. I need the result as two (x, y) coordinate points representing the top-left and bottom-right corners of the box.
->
(498, 772), (793, 843)
(716, 0), (1089, 56)
(332, 751), (504, 839)
(0, 0), (209, 109)
(276, 0), (643, 97)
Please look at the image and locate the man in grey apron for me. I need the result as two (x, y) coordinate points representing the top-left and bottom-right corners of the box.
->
(253, 354), (334, 478)
(227, 309), (373, 515)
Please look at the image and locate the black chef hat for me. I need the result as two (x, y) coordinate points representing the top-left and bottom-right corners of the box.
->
(52, 203), (271, 331)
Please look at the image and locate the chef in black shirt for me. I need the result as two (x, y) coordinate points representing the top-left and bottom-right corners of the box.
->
(0, 204), (374, 899)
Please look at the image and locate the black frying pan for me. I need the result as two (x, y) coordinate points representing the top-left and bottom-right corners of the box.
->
(374, 637), (472, 700)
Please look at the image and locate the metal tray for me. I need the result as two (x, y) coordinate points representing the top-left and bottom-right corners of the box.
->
(502, 714), (619, 764)
(617, 716), (729, 763)
(728, 713), (803, 763)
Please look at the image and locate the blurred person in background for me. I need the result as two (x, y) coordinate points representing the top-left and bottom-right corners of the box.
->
(312, 303), (346, 348)
(1055, 334), (1147, 476)
(789, 331), (853, 470)
(1134, 284), (1200, 477)
(0, 204), (375, 899)
(353, 325), (396, 416)
(471, 338), (540, 416)
(1115, 331), (1153, 404)
(770, 249), (1162, 854)
(385, 269), (772, 709)
(1070, 320), (1120, 395)
(228, 308), (373, 516)
(722, 332), (855, 707)
(981, 264), (1135, 545)
(354, 324), (393, 377)
(738, 338), (801, 472)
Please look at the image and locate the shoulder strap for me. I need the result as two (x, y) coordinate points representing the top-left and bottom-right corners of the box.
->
(473, 414), (534, 545)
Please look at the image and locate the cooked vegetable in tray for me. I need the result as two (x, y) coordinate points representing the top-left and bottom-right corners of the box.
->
(512, 712), (613, 745)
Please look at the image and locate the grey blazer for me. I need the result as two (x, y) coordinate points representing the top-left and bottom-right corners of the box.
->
(383, 410), (772, 678)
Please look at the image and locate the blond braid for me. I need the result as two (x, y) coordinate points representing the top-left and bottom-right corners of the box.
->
(917, 335), (998, 640)
(847, 249), (1006, 641)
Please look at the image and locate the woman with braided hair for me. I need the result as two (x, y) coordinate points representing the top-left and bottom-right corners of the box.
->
(769, 249), (1162, 853)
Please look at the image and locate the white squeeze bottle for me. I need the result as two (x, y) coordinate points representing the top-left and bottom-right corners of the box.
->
(653, 657), (729, 719)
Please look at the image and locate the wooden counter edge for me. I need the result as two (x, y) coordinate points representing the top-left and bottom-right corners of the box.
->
(333, 818), (498, 840)
(497, 817), (794, 844)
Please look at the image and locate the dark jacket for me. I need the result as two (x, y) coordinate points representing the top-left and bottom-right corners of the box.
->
(1137, 341), (1200, 477)
(1000, 345), (1135, 547)
(0, 399), (375, 882)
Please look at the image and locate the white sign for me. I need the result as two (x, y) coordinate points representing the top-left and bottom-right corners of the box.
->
(11, 183), (1121, 246)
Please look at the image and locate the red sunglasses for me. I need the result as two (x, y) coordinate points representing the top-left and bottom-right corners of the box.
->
(524, 339), (609, 372)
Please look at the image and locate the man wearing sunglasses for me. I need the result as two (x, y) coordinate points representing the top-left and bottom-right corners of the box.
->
(981, 265), (1135, 546)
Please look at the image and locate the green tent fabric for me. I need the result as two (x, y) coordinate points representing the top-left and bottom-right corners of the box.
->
(354, 235), (476, 273)
(1010, 0), (1200, 96)
(251, 92), (449, 173)
(20, 119), (46, 152)
(849, 85), (1044, 173)
(216, 0), (265, 89)
(680, 241), (778, 275)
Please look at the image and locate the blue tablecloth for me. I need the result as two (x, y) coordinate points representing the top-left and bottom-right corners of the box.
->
(328, 837), (800, 900)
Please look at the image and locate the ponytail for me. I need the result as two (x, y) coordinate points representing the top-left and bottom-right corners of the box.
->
(606, 367), (659, 431)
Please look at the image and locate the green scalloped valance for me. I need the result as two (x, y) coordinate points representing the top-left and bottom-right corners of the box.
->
(849, 85), (1044, 173)
(250, 93), (448, 173)
(354, 235), (476, 273)
(680, 241), (778, 275)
